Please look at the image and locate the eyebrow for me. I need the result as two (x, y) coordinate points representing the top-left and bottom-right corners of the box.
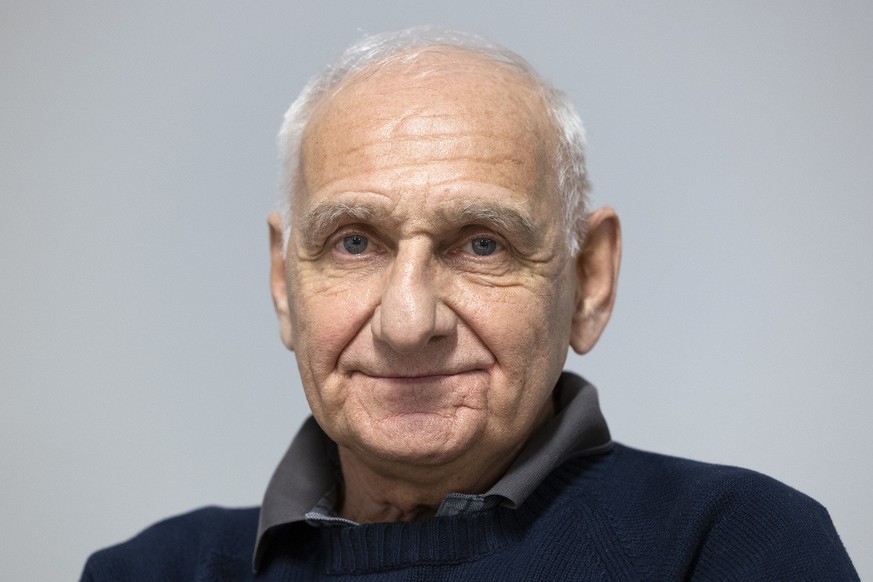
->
(442, 202), (538, 246)
(296, 199), (540, 249)
(298, 201), (381, 249)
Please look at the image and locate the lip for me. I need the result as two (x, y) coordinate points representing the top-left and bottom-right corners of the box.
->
(352, 369), (485, 382)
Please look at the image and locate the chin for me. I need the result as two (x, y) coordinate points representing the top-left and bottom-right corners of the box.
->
(355, 412), (481, 466)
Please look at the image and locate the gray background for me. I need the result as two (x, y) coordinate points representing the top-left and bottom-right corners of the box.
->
(2, 1), (871, 579)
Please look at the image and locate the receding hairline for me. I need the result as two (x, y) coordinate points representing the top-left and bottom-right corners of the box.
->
(300, 45), (557, 157)
(322, 43), (544, 94)
(278, 27), (592, 255)
(295, 47), (560, 216)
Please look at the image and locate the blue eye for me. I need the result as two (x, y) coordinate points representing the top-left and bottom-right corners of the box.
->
(470, 238), (497, 256)
(342, 234), (368, 254)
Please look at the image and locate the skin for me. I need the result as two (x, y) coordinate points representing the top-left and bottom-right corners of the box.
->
(269, 50), (621, 523)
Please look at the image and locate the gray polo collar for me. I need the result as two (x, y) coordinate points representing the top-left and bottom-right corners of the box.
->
(253, 371), (611, 570)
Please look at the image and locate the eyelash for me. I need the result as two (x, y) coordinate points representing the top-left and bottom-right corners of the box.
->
(328, 228), (508, 261)
(458, 236), (503, 257)
(330, 227), (380, 256)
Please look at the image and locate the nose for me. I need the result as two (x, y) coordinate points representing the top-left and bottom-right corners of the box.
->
(371, 245), (456, 353)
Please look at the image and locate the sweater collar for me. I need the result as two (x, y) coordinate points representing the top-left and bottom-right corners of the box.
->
(253, 371), (611, 571)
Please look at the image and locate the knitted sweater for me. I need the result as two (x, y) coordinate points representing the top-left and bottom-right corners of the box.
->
(80, 444), (857, 581)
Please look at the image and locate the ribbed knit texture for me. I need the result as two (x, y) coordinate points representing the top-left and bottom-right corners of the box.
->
(80, 444), (858, 581)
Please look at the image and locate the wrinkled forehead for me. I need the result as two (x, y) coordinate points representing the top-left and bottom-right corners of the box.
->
(297, 49), (559, 201)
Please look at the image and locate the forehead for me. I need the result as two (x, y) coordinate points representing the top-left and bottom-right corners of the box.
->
(297, 49), (558, 219)
(294, 49), (562, 243)
(310, 48), (551, 133)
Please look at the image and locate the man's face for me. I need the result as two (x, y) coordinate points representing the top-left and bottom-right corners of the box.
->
(277, 55), (581, 474)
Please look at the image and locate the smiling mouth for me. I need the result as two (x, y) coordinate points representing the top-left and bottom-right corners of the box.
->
(353, 370), (485, 383)
(370, 374), (457, 385)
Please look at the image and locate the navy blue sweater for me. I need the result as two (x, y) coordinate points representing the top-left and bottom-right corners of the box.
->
(81, 444), (857, 580)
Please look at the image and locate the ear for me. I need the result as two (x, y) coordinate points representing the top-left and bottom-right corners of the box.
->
(268, 212), (295, 351)
(570, 208), (622, 354)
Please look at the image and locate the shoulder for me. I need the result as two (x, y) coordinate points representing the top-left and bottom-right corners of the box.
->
(602, 442), (803, 499)
(561, 442), (801, 505)
(557, 444), (858, 579)
(80, 506), (259, 582)
(602, 443), (831, 520)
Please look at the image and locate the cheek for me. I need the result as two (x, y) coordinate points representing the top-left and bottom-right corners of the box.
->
(455, 276), (575, 408)
(463, 279), (573, 358)
(289, 268), (378, 377)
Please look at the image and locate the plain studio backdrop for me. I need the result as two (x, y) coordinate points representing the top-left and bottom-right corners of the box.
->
(2, 2), (871, 579)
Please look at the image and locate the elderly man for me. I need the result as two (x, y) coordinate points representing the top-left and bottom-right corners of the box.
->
(81, 28), (857, 580)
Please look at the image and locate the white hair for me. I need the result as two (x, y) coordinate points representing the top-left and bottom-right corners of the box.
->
(277, 26), (591, 254)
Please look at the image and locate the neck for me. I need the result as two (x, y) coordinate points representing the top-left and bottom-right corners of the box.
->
(336, 448), (507, 523)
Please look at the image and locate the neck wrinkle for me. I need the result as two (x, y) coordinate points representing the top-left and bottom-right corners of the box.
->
(336, 396), (555, 524)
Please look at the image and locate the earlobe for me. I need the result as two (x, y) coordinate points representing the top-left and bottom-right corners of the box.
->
(268, 212), (295, 351)
(570, 208), (622, 355)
